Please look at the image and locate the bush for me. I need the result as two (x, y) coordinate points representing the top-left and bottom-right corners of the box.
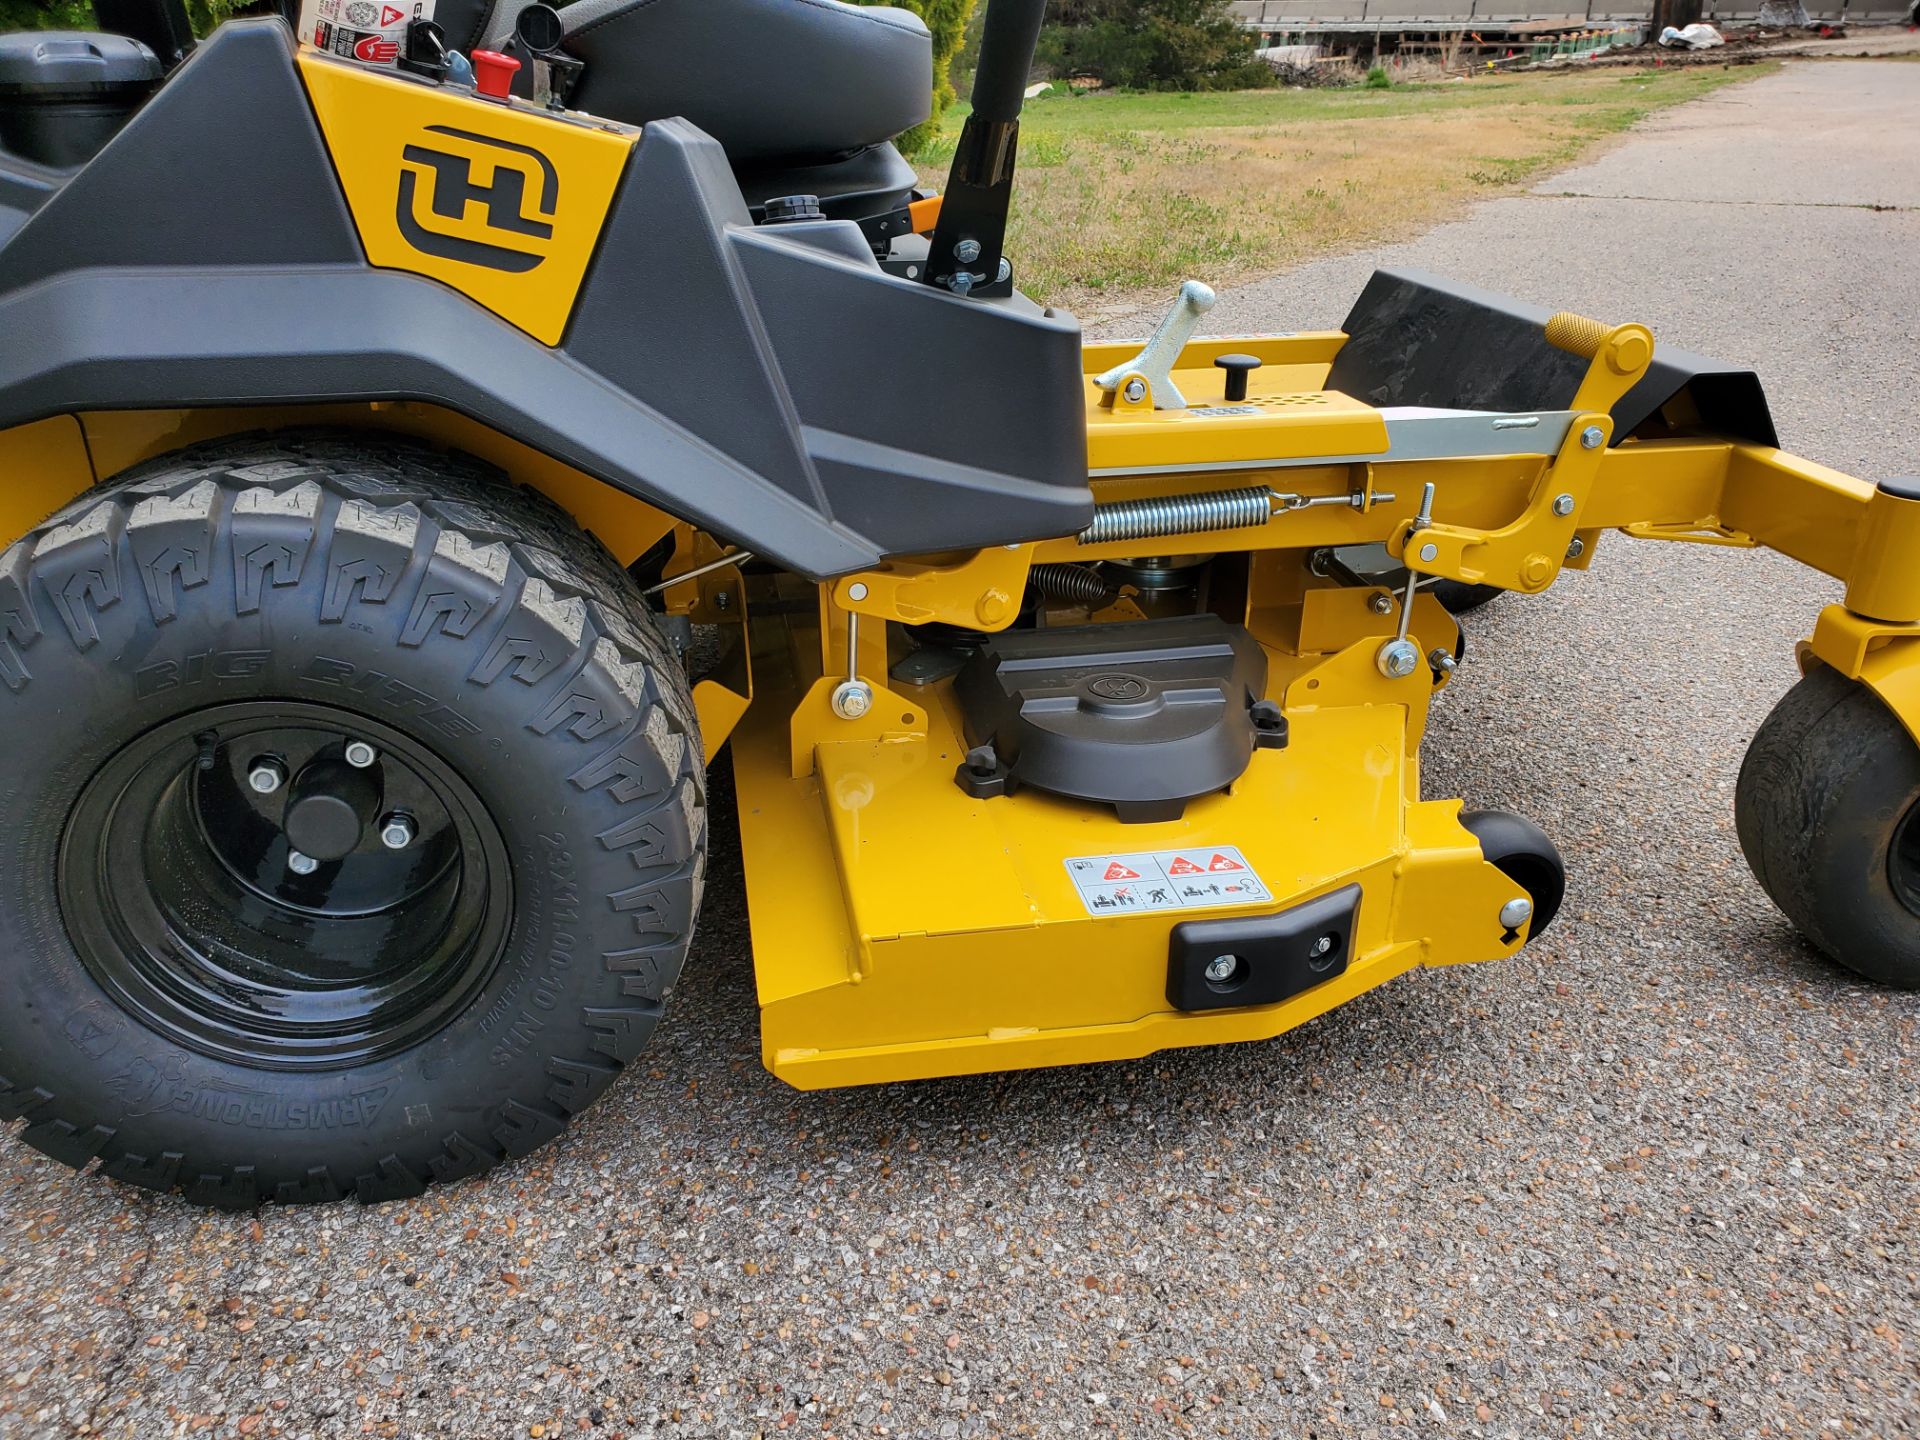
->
(1036, 0), (1274, 92)
(852, 0), (976, 156)
(1364, 63), (1392, 89)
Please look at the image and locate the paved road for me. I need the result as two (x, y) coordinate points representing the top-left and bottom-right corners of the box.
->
(6, 61), (1919, 1440)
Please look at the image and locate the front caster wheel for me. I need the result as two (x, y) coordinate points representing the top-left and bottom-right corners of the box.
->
(1736, 666), (1920, 988)
(0, 434), (705, 1206)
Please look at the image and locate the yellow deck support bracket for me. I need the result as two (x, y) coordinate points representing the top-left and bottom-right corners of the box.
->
(830, 544), (1035, 631)
(1805, 604), (1920, 746)
(789, 589), (928, 778)
(1395, 412), (1613, 593)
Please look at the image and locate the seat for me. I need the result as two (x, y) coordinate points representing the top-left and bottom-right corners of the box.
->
(465, 0), (932, 165)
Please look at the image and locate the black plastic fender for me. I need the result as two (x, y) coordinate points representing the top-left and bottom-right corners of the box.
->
(0, 21), (1094, 578)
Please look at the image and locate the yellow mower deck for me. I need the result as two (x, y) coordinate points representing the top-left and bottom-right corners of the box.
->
(707, 326), (1920, 1087)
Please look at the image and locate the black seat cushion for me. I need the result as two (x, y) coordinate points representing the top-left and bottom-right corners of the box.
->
(555, 0), (931, 163)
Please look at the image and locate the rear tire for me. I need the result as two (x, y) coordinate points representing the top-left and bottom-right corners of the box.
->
(1736, 665), (1920, 988)
(0, 432), (706, 1206)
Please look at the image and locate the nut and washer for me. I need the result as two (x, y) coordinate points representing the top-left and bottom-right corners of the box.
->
(953, 238), (982, 265)
(287, 851), (319, 876)
(1566, 536), (1586, 560)
(1204, 955), (1239, 982)
(1580, 426), (1604, 450)
(1429, 648), (1458, 676)
(1376, 637), (1421, 679)
(1368, 592), (1395, 615)
(830, 678), (873, 720)
(379, 813), (416, 851)
(1499, 896), (1534, 929)
(246, 757), (286, 795)
(1308, 935), (1334, 958)
(1552, 493), (1576, 517)
(344, 740), (377, 769)
(1123, 378), (1147, 404)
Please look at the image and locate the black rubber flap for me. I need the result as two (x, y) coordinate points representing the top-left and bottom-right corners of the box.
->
(0, 33), (161, 96)
(953, 615), (1277, 823)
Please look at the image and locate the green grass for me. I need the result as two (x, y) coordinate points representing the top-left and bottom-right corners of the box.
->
(917, 64), (1772, 315)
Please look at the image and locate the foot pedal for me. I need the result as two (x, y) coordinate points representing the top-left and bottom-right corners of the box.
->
(952, 614), (1286, 822)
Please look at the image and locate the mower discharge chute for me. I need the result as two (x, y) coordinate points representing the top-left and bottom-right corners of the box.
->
(0, 0), (1913, 1207)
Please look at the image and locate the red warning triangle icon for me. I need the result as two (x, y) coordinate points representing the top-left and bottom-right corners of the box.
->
(381, 5), (406, 23)
(1103, 861), (1141, 881)
(1168, 856), (1204, 875)
(1208, 853), (1245, 872)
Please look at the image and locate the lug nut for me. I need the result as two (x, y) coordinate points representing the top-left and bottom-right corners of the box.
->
(287, 850), (319, 876)
(1204, 954), (1240, 983)
(379, 813), (416, 850)
(1499, 896), (1534, 929)
(344, 740), (377, 769)
(247, 757), (286, 794)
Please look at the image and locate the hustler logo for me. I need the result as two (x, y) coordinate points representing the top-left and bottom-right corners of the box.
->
(397, 124), (558, 273)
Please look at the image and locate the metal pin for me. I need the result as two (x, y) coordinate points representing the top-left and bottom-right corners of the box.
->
(640, 549), (755, 598)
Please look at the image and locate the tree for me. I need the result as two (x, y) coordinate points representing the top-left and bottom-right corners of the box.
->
(1038, 0), (1273, 92)
(851, 0), (977, 156)
(0, 2), (250, 35)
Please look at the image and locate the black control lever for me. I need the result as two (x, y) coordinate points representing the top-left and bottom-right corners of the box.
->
(922, 0), (1048, 298)
(512, 2), (584, 111)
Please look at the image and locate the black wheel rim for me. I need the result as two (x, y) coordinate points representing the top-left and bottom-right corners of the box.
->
(1891, 799), (1920, 918)
(60, 702), (512, 1071)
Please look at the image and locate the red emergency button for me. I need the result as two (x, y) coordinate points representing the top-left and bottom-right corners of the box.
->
(470, 48), (520, 100)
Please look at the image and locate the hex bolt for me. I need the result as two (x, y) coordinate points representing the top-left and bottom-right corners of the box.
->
(1369, 592), (1395, 615)
(287, 850), (319, 876)
(1309, 935), (1334, 958)
(379, 812), (416, 851)
(1552, 493), (1576, 517)
(246, 757), (286, 795)
(1376, 637), (1421, 679)
(1123, 378), (1147, 404)
(1499, 896), (1534, 929)
(1566, 536), (1586, 560)
(344, 740), (377, 769)
(953, 237), (982, 265)
(831, 678), (873, 720)
(1204, 954), (1240, 983)
(1580, 426), (1604, 450)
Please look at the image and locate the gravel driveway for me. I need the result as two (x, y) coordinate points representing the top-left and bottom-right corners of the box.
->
(4, 59), (1918, 1440)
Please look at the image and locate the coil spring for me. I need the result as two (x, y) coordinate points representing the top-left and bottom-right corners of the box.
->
(1028, 563), (1112, 605)
(1077, 485), (1273, 546)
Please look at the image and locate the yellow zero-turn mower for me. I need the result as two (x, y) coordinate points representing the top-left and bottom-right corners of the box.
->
(0, 0), (1913, 1208)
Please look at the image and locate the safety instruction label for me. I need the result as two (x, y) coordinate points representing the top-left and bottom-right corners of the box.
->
(1063, 846), (1269, 917)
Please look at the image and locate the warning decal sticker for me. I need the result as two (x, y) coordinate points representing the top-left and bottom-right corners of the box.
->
(1063, 846), (1269, 917)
